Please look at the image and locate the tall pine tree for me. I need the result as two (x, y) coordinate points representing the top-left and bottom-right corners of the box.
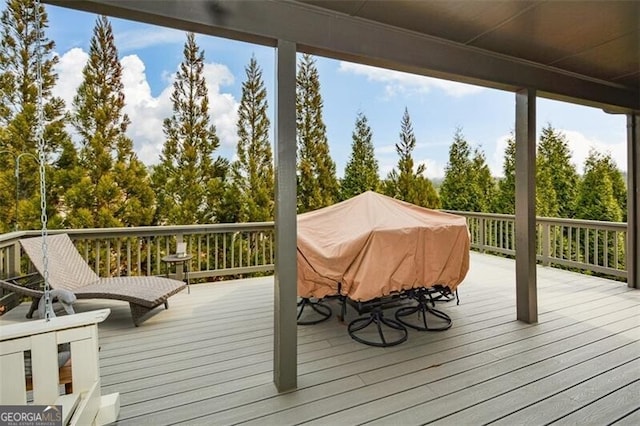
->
(492, 134), (516, 214)
(383, 108), (439, 208)
(224, 55), (273, 222)
(575, 150), (624, 222)
(152, 32), (227, 225)
(0, 0), (68, 231)
(296, 53), (338, 212)
(470, 148), (496, 212)
(68, 15), (154, 228)
(440, 128), (474, 211)
(341, 112), (379, 200)
(537, 124), (578, 218)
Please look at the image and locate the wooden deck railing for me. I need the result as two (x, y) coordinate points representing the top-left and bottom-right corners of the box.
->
(0, 223), (274, 282)
(445, 211), (628, 279)
(0, 214), (628, 287)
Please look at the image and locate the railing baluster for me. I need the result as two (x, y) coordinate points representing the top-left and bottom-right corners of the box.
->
(95, 240), (100, 275)
(614, 231), (619, 270)
(196, 235), (202, 271)
(604, 230), (609, 268)
(126, 239), (131, 276)
(223, 233), (227, 269)
(542, 222), (550, 266)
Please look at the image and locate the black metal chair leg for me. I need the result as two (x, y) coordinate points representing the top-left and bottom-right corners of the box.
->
(395, 288), (452, 331)
(297, 298), (332, 325)
(348, 308), (408, 347)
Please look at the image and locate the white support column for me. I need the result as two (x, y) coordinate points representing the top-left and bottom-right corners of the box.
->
(515, 88), (538, 323)
(273, 39), (297, 392)
(628, 113), (639, 289)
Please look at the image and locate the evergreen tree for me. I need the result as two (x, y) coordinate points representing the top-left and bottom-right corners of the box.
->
(574, 150), (624, 268)
(493, 134), (516, 214)
(341, 112), (379, 200)
(383, 108), (439, 208)
(225, 55), (273, 222)
(440, 128), (473, 211)
(536, 158), (558, 217)
(600, 153), (627, 221)
(152, 32), (227, 225)
(296, 53), (338, 212)
(67, 15), (154, 228)
(0, 0), (68, 231)
(537, 124), (578, 218)
(575, 150), (623, 222)
(470, 148), (496, 212)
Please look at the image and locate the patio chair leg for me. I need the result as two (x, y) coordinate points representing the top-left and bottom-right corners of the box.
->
(297, 298), (332, 325)
(164, 301), (169, 309)
(26, 297), (40, 319)
(129, 303), (154, 327)
(348, 307), (408, 347)
(395, 288), (452, 331)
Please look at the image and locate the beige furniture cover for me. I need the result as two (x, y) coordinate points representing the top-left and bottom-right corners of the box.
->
(297, 191), (470, 302)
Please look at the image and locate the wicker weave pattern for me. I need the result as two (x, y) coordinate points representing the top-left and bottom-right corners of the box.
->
(20, 234), (99, 291)
(19, 234), (186, 325)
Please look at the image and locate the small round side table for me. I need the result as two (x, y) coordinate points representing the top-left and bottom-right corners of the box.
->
(162, 254), (193, 294)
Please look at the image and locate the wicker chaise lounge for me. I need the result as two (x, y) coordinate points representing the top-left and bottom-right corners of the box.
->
(17, 234), (186, 326)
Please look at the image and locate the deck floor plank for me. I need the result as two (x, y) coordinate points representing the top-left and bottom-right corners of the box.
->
(1, 252), (638, 425)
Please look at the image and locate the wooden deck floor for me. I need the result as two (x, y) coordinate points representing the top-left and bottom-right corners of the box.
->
(2, 252), (639, 425)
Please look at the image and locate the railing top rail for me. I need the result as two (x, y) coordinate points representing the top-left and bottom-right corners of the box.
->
(0, 222), (276, 245)
(442, 210), (627, 230)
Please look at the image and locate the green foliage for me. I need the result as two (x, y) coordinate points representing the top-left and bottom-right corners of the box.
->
(152, 32), (227, 225)
(66, 15), (154, 228)
(0, 0), (68, 231)
(440, 128), (472, 210)
(493, 134), (515, 214)
(439, 127), (494, 212)
(537, 124), (578, 218)
(575, 150), (623, 222)
(296, 53), (339, 212)
(341, 112), (379, 200)
(383, 108), (440, 208)
(470, 148), (497, 212)
(224, 55), (273, 223)
(535, 158), (558, 217)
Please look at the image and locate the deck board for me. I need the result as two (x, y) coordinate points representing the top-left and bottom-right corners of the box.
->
(1, 252), (638, 425)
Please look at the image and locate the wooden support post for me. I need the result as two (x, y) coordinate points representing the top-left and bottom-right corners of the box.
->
(628, 113), (639, 289)
(273, 39), (297, 392)
(515, 88), (538, 323)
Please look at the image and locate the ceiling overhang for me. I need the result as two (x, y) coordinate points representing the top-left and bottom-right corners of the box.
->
(47, 0), (639, 113)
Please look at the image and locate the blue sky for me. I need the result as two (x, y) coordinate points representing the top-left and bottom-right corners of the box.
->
(44, 4), (628, 179)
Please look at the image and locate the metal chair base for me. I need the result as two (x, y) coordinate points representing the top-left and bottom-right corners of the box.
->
(348, 307), (408, 347)
(297, 298), (332, 325)
(395, 288), (453, 331)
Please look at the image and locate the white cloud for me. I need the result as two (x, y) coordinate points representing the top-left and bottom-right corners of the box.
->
(490, 133), (512, 178)
(418, 158), (445, 179)
(339, 62), (485, 98)
(561, 129), (626, 173)
(202, 63), (238, 149)
(53, 48), (239, 166)
(53, 48), (89, 108)
(116, 27), (186, 52)
(121, 54), (171, 164)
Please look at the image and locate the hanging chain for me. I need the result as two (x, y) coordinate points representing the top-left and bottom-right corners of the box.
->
(34, 0), (51, 321)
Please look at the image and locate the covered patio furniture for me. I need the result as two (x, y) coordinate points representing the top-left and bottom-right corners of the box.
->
(297, 191), (470, 345)
(19, 234), (186, 326)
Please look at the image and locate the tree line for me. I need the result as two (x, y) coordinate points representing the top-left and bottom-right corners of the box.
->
(0, 0), (627, 236)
